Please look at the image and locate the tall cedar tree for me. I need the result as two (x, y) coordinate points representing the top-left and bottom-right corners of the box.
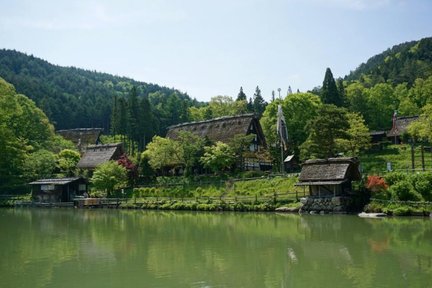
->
(127, 87), (140, 155)
(138, 95), (154, 151)
(253, 86), (267, 116)
(321, 68), (343, 106)
(236, 86), (247, 101)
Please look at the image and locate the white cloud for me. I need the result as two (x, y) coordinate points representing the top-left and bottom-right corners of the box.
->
(0, 1), (187, 32)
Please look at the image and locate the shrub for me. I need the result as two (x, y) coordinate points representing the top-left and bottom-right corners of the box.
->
(410, 173), (432, 201)
(389, 180), (421, 201)
(384, 172), (408, 186)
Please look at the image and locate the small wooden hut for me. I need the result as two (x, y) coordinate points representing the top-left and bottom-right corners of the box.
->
(296, 157), (361, 197)
(77, 143), (124, 170)
(166, 114), (271, 171)
(30, 177), (88, 203)
(387, 116), (418, 144)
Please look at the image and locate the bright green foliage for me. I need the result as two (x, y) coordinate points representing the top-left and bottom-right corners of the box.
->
(0, 77), (60, 191)
(345, 82), (370, 117)
(410, 76), (432, 108)
(189, 96), (248, 121)
(336, 112), (371, 156)
(57, 149), (81, 176)
(177, 131), (206, 176)
(381, 172), (432, 202)
(260, 93), (322, 160)
(91, 161), (128, 197)
(22, 150), (57, 181)
(142, 136), (182, 171)
(300, 105), (350, 159)
(407, 104), (432, 142)
(367, 83), (397, 130)
(321, 68), (343, 106)
(200, 142), (236, 174)
(142, 132), (206, 176)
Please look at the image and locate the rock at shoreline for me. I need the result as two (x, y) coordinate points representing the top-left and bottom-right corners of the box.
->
(275, 206), (300, 213)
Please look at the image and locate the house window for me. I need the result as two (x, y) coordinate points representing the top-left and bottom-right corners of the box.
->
(79, 184), (86, 192)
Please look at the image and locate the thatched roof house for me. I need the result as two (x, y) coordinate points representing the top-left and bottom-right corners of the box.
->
(30, 177), (88, 202)
(296, 157), (361, 197)
(57, 128), (103, 151)
(166, 114), (267, 147)
(77, 143), (124, 170)
(166, 114), (271, 171)
(387, 116), (418, 143)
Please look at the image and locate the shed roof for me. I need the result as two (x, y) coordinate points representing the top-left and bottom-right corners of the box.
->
(298, 157), (361, 184)
(387, 116), (418, 137)
(77, 143), (124, 169)
(29, 177), (84, 185)
(166, 114), (266, 146)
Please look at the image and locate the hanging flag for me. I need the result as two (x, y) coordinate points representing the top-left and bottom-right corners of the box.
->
(277, 105), (289, 150)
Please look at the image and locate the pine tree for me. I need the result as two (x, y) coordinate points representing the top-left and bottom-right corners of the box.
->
(336, 78), (346, 106)
(321, 68), (343, 106)
(252, 86), (267, 116)
(236, 86), (247, 101)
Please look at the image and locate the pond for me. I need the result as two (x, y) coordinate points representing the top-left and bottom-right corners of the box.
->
(1, 208), (431, 288)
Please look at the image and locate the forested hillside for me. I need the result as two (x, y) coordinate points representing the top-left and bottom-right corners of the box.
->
(0, 49), (201, 133)
(345, 37), (432, 86)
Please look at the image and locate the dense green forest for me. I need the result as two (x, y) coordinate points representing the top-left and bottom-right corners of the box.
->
(0, 49), (201, 133)
(345, 37), (432, 86)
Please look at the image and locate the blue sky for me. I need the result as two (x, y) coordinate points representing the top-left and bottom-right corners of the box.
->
(0, 0), (431, 102)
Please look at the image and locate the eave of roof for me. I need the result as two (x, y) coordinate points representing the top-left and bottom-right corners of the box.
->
(29, 177), (82, 185)
(295, 180), (348, 186)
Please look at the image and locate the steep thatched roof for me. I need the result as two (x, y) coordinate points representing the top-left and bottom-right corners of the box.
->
(29, 177), (85, 185)
(57, 128), (103, 148)
(297, 157), (361, 186)
(77, 143), (124, 169)
(166, 114), (266, 146)
(387, 116), (418, 137)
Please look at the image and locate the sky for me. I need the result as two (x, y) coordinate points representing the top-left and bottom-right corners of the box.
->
(0, 0), (431, 102)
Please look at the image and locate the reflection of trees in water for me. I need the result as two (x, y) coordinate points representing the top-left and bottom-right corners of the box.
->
(1, 209), (432, 287)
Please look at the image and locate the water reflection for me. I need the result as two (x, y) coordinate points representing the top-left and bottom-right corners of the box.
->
(0, 209), (431, 288)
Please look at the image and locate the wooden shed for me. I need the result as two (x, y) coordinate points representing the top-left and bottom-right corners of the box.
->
(166, 114), (270, 170)
(296, 157), (361, 197)
(77, 143), (124, 170)
(30, 177), (88, 203)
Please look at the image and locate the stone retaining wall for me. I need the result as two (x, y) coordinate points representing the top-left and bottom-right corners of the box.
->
(299, 196), (352, 214)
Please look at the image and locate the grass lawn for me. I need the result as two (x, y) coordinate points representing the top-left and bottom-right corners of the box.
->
(360, 144), (432, 174)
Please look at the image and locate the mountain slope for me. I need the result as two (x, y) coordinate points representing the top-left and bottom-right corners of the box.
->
(0, 49), (198, 132)
(345, 37), (432, 86)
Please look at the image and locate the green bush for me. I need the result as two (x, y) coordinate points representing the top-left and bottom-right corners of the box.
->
(384, 172), (408, 186)
(389, 179), (421, 201)
(410, 173), (432, 201)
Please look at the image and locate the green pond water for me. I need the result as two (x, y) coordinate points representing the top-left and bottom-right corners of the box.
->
(1, 208), (431, 288)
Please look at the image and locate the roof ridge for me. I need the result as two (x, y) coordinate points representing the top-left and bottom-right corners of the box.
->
(167, 113), (256, 130)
